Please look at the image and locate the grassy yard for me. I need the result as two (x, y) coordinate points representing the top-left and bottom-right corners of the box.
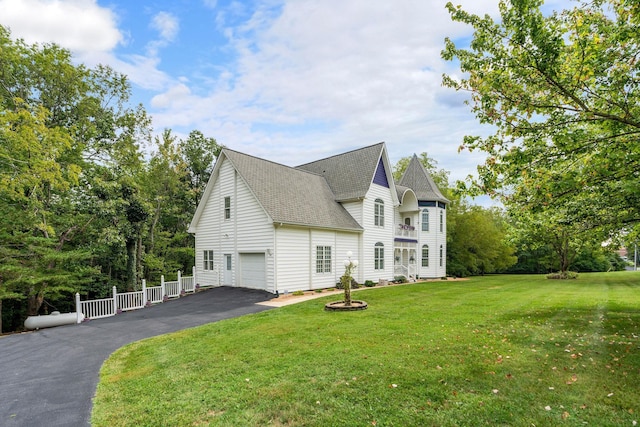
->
(92, 273), (640, 426)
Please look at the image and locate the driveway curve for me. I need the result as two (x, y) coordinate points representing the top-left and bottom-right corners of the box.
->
(0, 287), (274, 427)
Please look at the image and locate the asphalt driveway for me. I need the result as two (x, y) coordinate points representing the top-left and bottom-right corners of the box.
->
(0, 287), (274, 427)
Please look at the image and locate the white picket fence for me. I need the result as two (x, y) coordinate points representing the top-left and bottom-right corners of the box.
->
(75, 267), (199, 322)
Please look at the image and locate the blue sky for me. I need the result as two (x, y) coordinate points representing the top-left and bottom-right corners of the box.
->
(0, 0), (564, 197)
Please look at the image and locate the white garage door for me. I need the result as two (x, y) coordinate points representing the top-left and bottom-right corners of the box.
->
(240, 253), (266, 290)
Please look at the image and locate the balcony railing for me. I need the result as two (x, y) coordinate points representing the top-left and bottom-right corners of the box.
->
(395, 224), (417, 239)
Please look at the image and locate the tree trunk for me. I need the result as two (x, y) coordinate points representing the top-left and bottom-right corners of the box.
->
(126, 237), (137, 292)
(136, 233), (143, 289)
(148, 199), (161, 255)
(26, 291), (44, 316)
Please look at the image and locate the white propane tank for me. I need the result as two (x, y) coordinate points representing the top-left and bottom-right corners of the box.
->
(24, 311), (84, 330)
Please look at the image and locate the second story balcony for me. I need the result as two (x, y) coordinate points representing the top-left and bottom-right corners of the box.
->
(395, 224), (417, 240)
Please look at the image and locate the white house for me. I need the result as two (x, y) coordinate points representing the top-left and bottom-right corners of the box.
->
(187, 142), (448, 294)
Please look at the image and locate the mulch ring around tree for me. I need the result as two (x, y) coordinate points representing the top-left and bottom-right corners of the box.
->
(324, 300), (368, 311)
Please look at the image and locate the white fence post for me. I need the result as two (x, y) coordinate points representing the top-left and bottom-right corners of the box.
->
(192, 265), (197, 289)
(75, 293), (82, 324)
(142, 279), (147, 307)
(161, 275), (166, 299)
(177, 270), (182, 293)
(112, 286), (118, 313)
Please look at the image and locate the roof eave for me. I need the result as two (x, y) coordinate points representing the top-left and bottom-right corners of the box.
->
(273, 221), (364, 233)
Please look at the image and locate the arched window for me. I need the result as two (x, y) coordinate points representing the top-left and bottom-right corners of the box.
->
(421, 209), (429, 232)
(439, 244), (444, 267)
(374, 242), (384, 270)
(374, 198), (384, 227)
(421, 245), (429, 267)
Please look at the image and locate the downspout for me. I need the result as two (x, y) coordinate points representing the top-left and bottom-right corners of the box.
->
(273, 224), (278, 295)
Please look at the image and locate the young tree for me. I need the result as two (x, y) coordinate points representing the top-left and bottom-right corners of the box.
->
(442, 0), (640, 234)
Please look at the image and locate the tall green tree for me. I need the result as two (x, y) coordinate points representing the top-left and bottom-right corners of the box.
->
(442, 0), (640, 237)
(0, 25), (151, 329)
(180, 130), (222, 209)
(141, 129), (194, 282)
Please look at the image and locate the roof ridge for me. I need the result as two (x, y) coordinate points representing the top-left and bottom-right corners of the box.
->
(223, 147), (294, 170)
(296, 141), (385, 167)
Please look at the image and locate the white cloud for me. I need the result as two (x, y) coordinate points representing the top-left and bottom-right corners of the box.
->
(151, 11), (179, 42)
(0, 0), (502, 185)
(148, 0), (498, 180)
(0, 0), (122, 53)
(0, 0), (176, 92)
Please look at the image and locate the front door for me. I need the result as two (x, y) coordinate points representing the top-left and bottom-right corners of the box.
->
(224, 254), (233, 286)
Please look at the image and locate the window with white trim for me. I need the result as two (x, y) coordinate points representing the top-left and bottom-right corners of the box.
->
(439, 209), (444, 232)
(422, 209), (429, 232)
(374, 198), (384, 227)
(439, 245), (444, 267)
(374, 242), (384, 270)
(422, 245), (429, 267)
(316, 246), (332, 273)
(224, 196), (231, 219)
(203, 250), (214, 270)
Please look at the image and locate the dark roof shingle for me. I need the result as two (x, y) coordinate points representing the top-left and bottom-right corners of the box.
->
(398, 154), (449, 203)
(223, 149), (363, 231)
(296, 142), (385, 201)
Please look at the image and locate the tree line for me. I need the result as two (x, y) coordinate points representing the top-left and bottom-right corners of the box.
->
(2, 0), (632, 333)
(0, 26), (222, 332)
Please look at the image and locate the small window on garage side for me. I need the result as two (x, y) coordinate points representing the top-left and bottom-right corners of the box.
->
(204, 250), (214, 270)
(224, 196), (231, 219)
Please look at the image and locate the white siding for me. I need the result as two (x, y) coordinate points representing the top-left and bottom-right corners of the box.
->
(274, 227), (360, 293)
(275, 227), (310, 294)
(193, 158), (275, 289)
(361, 184), (395, 282)
(342, 200), (363, 226)
(235, 169), (274, 291)
(418, 206), (447, 278)
(309, 230), (337, 290)
(336, 231), (361, 283)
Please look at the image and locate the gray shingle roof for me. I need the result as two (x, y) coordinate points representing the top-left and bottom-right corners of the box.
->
(398, 154), (449, 203)
(223, 149), (363, 231)
(296, 142), (385, 201)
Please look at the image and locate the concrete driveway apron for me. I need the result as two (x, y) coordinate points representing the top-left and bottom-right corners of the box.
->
(0, 287), (274, 427)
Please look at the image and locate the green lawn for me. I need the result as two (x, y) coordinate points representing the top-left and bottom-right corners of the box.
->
(92, 273), (640, 426)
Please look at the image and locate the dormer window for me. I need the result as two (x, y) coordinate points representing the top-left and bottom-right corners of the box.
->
(374, 198), (384, 227)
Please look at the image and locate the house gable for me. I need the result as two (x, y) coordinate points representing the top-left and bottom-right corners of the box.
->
(373, 157), (390, 188)
(296, 142), (399, 205)
(193, 148), (363, 233)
